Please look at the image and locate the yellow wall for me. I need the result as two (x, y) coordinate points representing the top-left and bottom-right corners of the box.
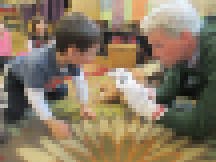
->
(69, 0), (100, 20)
(4, 0), (36, 4)
(12, 31), (28, 55)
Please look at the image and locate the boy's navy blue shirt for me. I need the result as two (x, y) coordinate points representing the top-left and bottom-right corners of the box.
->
(4, 43), (89, 121)
(8, 44), (80, 89)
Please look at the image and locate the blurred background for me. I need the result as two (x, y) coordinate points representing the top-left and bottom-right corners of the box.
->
(0, 0), (215, 67)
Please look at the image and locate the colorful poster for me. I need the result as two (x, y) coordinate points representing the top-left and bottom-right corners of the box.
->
(100, 0), (112, 21)
(112, 0), (124, 28)
(124, 0), (132, 21)
(0, 4), (16, 13)
(132, 0), (148, 20)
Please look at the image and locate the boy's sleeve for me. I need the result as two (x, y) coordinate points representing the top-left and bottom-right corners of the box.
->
(27, 88), (53, 121)
(72, 69), (89, 105)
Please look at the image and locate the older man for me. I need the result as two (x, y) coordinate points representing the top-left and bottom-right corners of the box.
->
(140, 1), (216, 140)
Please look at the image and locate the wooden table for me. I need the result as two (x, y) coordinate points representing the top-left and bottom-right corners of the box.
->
(15, 117), (211, 162)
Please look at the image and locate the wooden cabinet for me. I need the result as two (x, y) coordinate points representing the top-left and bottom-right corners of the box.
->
(107, 44), (136, 68)
(93, 44), (136, 68)
(85, 44), (137, 70)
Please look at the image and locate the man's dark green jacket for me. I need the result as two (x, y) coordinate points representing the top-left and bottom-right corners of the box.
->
(156, 16), (216, 140)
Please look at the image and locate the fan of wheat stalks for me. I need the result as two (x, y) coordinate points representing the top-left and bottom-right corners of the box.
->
(17, 116), (213, 162)
(16, 61), (213, 162)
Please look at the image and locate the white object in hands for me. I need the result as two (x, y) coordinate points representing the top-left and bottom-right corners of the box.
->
(108, 68), (157, 120)
(72, 70), (89, 105)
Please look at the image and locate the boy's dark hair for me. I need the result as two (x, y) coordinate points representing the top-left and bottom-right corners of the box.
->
(55, 12), (101, 53)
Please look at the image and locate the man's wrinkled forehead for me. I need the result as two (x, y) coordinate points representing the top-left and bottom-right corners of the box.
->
(147, 27), (183, 42)
(147, 28), (176, 42)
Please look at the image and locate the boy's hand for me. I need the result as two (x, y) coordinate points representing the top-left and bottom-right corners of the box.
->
(44, 119), (71, 140)
(80, 104), (96, 120)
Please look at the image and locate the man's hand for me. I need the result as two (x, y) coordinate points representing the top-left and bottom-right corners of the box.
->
(44, 119), (71, 140)
(80, 104), (96, 120)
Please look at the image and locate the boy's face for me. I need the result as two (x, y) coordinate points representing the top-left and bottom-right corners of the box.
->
(147, 28), (196, 67)
(0, 23), (4, 32)
(36, 20), (46, 36)
(66, 43), (100, 65)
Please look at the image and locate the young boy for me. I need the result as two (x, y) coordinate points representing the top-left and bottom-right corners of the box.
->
(1, 12), (100, 142)
(27, 16), (50, 50)
(140, 1), (216, 140)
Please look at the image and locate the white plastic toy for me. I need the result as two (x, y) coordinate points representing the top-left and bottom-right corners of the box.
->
(108, 68), (163, 120)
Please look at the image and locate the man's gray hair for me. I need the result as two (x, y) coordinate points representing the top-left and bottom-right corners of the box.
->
(140, 0), (201, 36)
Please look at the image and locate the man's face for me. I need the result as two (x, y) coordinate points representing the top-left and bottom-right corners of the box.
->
(147, 29), (196, 67)
(66, 43), (100, 65)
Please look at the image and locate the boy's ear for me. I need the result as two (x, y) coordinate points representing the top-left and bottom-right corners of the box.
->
(180, 30), (197, 46)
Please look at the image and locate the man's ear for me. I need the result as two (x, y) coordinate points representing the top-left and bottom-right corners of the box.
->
(180, 30), (193, 42)
(180, 31), (197, 57)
